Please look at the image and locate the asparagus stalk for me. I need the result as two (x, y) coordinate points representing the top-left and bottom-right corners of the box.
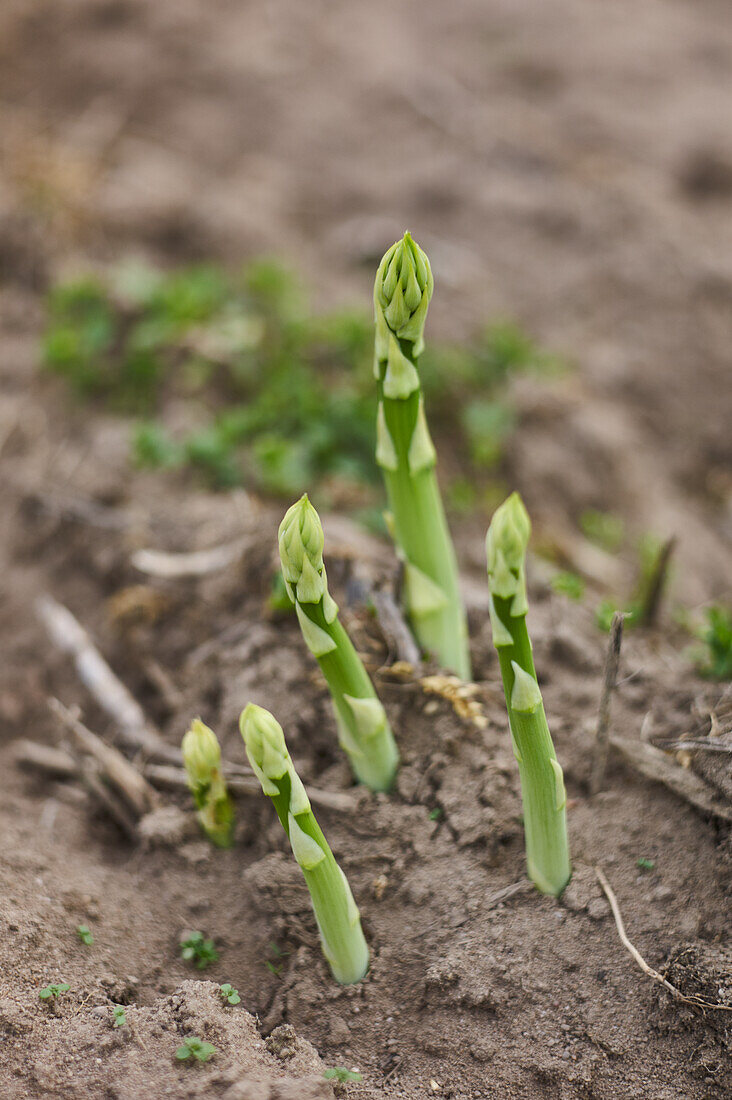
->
(279, 494), (399, 792)
(181, 718), (235, 848)
(486, 493), (571, 896)
(373, 232), (471, 680)
(240, 703), (369, 985)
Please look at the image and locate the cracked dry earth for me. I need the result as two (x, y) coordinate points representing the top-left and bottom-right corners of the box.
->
(0, 472), (730, 1098)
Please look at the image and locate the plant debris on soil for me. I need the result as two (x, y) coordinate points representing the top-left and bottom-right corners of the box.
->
(0, 1), (731, 1097)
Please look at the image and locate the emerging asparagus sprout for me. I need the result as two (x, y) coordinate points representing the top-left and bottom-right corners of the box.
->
(486, 492), (571, 897)
(181, 719), (235, 848)
(240, 703), (369, 985)
(373, 233), (471, 680)
(278, 494), (399, 792)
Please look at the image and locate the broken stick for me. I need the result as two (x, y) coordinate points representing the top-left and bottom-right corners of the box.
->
(591, 611), (624, 794)
(36, 594), (169, 756)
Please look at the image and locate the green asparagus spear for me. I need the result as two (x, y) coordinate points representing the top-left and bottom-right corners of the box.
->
(181, 718), (235, 848)
(279, 494), (399, 792)
(373, 232), (471, 680)
(486, 493), (571, 896)
(240, 703), (369, 985)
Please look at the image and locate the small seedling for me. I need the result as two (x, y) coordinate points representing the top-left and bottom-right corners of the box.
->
(76, 924), (94, 946)
(580, 509), (624, 553)
(265, 942), (290, 977)
(324, 1067), (363, 1083)
(112, 1005), (127, 1028)
(550, 571), (585, 601)
(241, 704), (370, 985)
(218, 983), (240, 1005)
(428, 807), (443, 821)
(175, 1037), (216, 1063)
(180, 931), (219, 970)
(39, 983), (70, 1001)
(636, 858), (655, 872)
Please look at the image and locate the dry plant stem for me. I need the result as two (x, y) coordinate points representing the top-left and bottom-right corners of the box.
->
(638, 535), (676, 627)
(373, 233), (470, 679)
(79, 757), (139, 840)
(369, 587), (422, 668)
(591, 611), (625, 794)
(595, 866), (732, 1012)
(48, 697), (158, 817)
(609, 734), (732, 822)
(14, 740), (77, 778)
(36, 594), (166, 755)
(131, 538), (250, 579)
(15, 742), (357, 814)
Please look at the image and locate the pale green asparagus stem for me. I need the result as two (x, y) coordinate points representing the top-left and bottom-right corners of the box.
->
(181, 719), (235, 848)
(240, 703), (369, 985)
(373, 232), (471, 680)
(279, 494), (399, 792)
(486, 493), (571, 896)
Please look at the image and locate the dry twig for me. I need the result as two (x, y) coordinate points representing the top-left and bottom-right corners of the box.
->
(609, 734), (732, 822)
(36, 594), (166, 755)
(48, 697), (158, 817)
(591, 612), (624, 794)
(595, 866), (732, 1012)
(130, 538), (250, 579)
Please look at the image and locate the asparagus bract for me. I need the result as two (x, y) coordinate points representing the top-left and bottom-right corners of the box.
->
(279, 494), (399, 792)
(181, 719), (235, 848)
(373, 232), (471, 679)
(486, 493), (571, 896)
(240, 703), (369, 985)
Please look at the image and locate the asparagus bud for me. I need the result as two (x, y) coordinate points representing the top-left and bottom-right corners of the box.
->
(279, 495), (399, 792)
(486, 493), (571, 896)
(181, 719), (235, 848)
(373, 233), (471, 680)
(240, 703), (369, 985)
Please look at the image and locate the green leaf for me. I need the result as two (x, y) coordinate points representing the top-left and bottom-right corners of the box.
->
(324, 1066), (363, 1082)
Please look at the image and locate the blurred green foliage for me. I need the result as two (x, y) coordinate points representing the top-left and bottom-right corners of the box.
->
(593, 534), (672, 632)
(692, 605), (732, 680)
(550, 570), (585, 601)
(580, 509), (624, 553)
(44, 260), (561, 500)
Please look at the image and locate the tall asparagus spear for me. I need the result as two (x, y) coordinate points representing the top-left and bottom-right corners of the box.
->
(373, 232), (471, 680)
(240, 703), (369, 985)
(486, 493), (571, 896)
(279, 494), (399, 792)
(181, 718), (235, 848)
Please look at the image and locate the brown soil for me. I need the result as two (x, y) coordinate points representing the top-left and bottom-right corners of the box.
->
(0, 1), (731, 1098)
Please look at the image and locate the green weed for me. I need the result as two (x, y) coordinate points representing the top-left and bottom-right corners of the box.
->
(44, 263), (562, 502)
(175, 1037), (216, 1063)
(180, 931), (219, 970)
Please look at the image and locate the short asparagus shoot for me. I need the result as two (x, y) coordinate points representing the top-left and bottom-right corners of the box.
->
(181, 718), (235, 848)
(240, 702), (369, 985)
(279, 494), (398, 792)
(486, 492), (571, 896)
(373, 232), (471, 679)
